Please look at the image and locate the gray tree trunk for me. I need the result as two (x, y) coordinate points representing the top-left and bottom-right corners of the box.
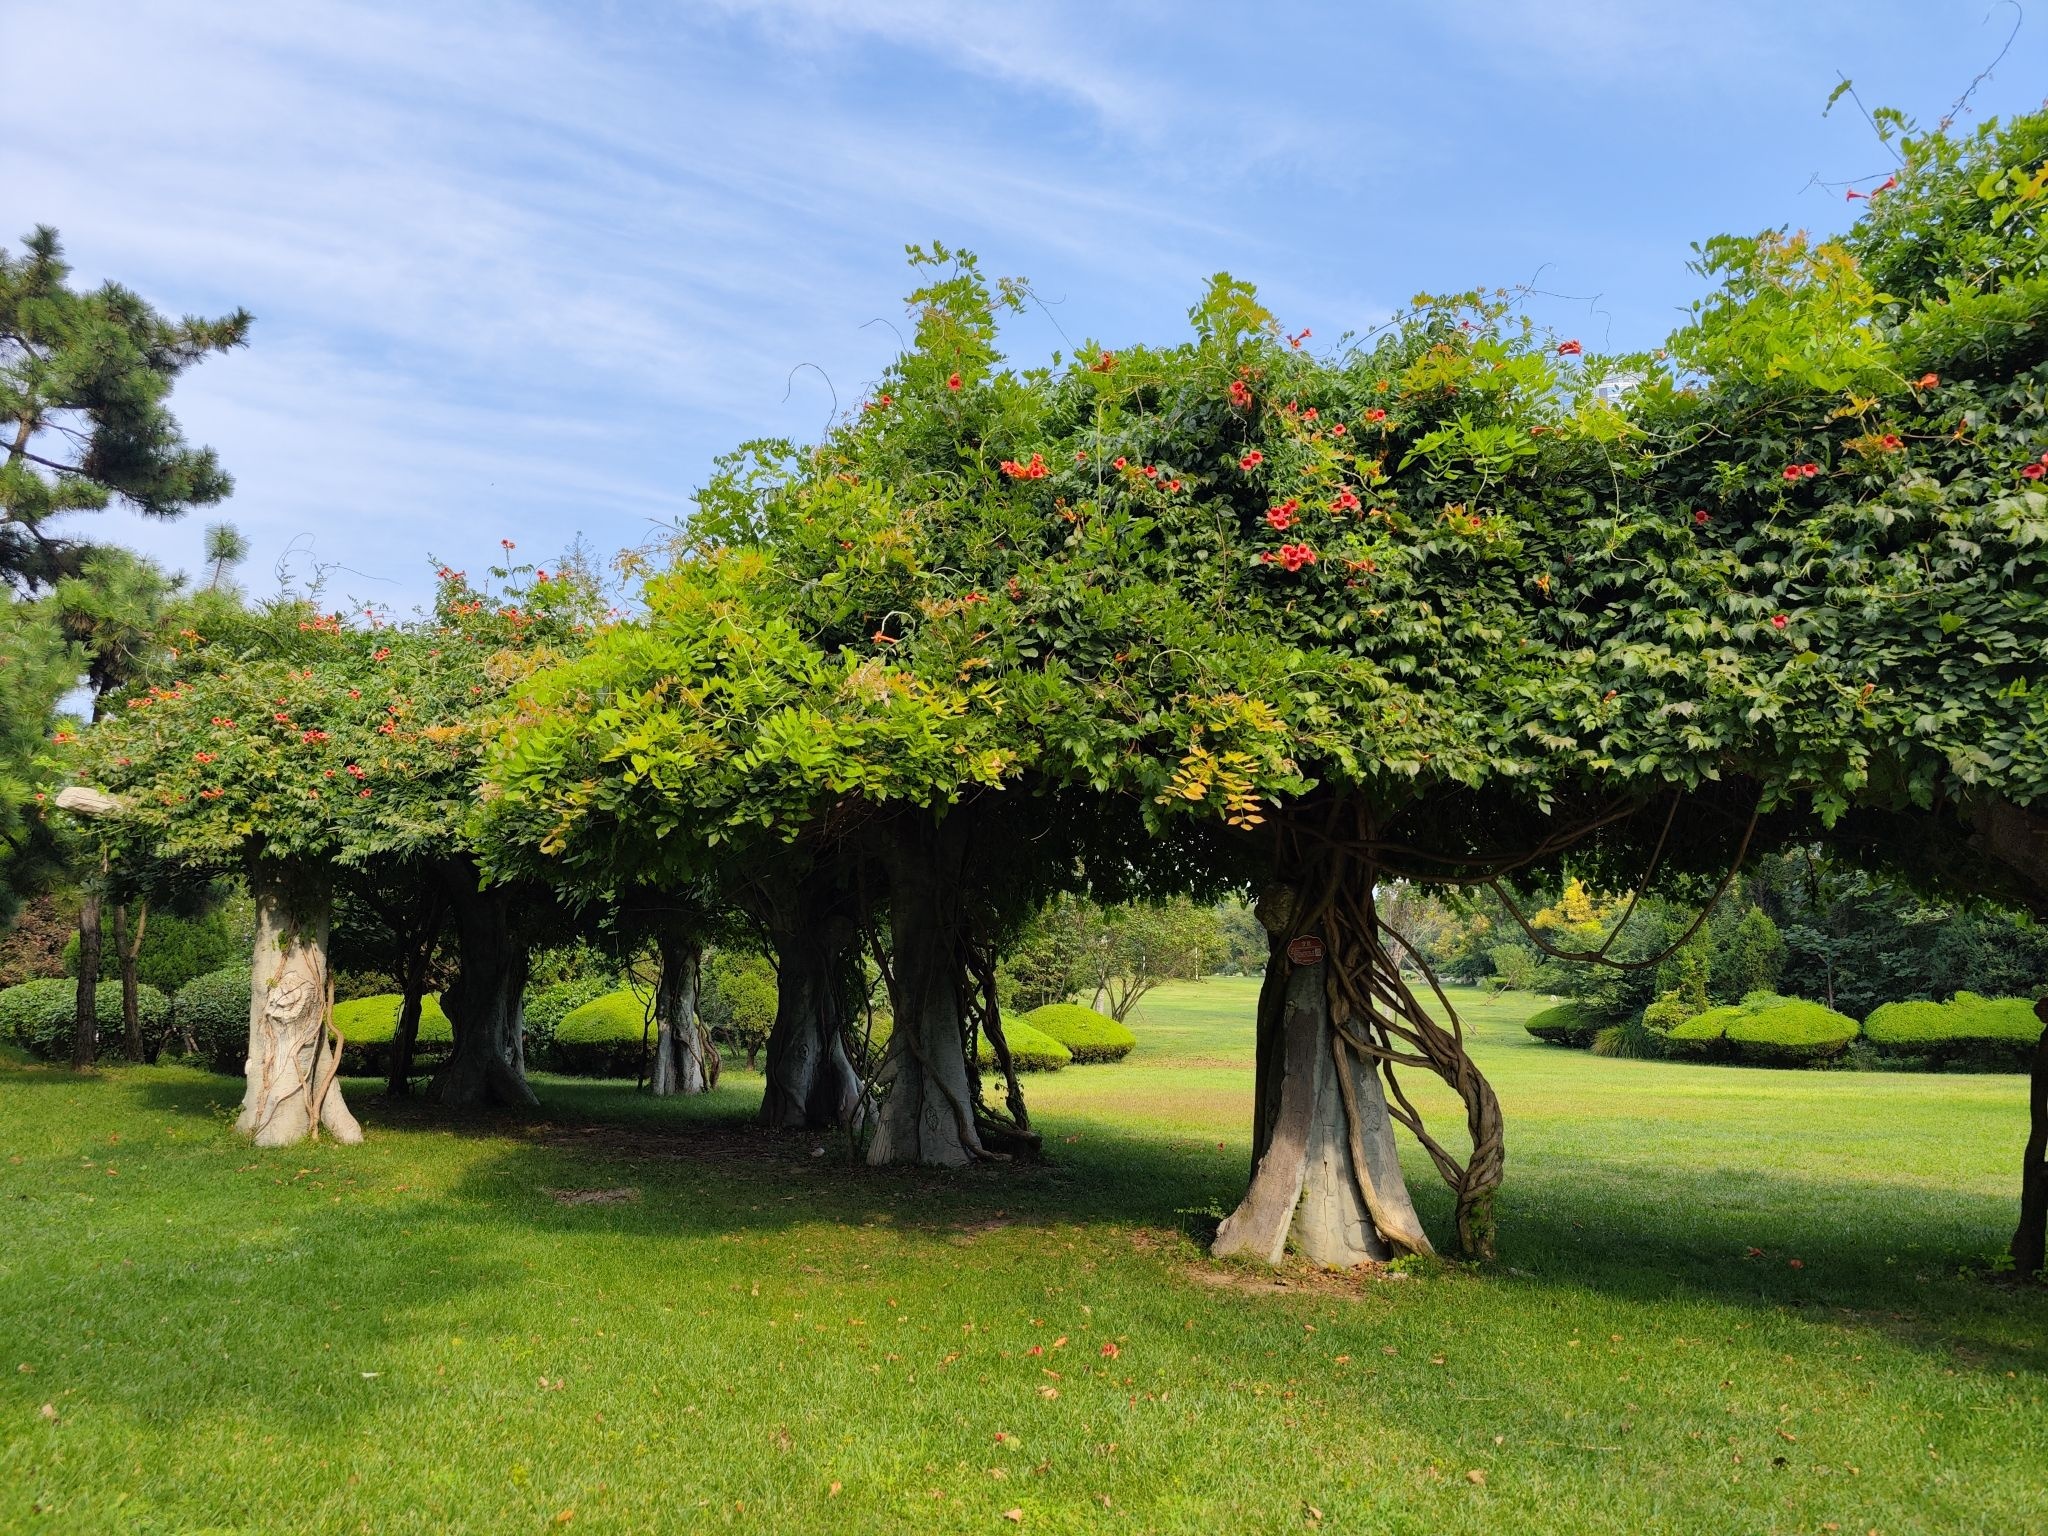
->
(868, 819), (981, 1167)
(72, 885), (102, 1069)
(235, 878), (362, 1148)
(430, 873), (537, 1108)
(649, 935), (708, 1097)
(116, 900), (148, 1061)
(1214, 903), (1429, 1267)
(756, 881), (863, 1131)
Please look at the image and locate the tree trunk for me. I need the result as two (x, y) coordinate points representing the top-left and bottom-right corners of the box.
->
(430, 872), (537, 1109)
(2012, 1000), (2048, 1281)
(235, 876), (362, 1148)
(1961, 800), (2048, 1283)
(115, 900), (148, 1062)
(756, 881), (863, 1131)
(1214, 902), (1429, 1267)
(868, 817), (982, 1167)
(649, 934), (709, 1097)
(72, 885), (102, 1069)
(387, 987), (423, 1099)
(384, 886), (443, 1098)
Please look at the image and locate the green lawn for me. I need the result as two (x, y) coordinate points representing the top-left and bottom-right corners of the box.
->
(2, 982), (2044, 1534)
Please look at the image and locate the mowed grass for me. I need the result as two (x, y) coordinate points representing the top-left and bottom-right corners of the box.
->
(2, 983), (2044, 1535)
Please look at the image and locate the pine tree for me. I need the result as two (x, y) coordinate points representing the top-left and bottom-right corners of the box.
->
(0, 226), (250, 590)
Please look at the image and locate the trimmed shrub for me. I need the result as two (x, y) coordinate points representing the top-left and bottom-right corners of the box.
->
(174, 967), (251, 1073)
(0, 977), (167, 1061)
(1523, 1001), (1599, 1047)
(856, 1013), (1070, 1073)
(1664, 1004), (1744, 1061)
(1019, 1003), (1135, 1063)
(1724, 999), (1859, 1066)
(1865, 993), (2043, 1071)
(331, 993), (454, 1076)
(550, 989), (655, 1078)
(522, 976), (618, 1061)
(979, 1016), (1070, 1073)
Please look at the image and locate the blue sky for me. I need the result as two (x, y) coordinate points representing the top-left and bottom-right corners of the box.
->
(5, 1), (2045, 613)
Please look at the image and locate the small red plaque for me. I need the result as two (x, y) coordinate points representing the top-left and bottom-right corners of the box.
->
(1285, 935), (1325, 966)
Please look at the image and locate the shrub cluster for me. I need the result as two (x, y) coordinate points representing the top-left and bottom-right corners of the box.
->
(1522, 1001), (1599, 1048)
(1864, 992), (2043, 1071)
(1664, 993), (1859, 1066)
(1019, 1003), (1134, 1063)
(0, 977), (168, 1061)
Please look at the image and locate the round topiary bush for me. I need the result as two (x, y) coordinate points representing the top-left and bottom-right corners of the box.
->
(980, 1015), (1070, 1072)
(173, 967), (251, 1074)
(550, 989), (655, 1077)
(1018, 1003), (1135, 1063)
(0, 976), (167, 1061)
(1723, 999), (1859, 1066)
(1523, 1001), (1598, 1048)
(331, 993), (454, 1075)
(1865, 994), (2041, 1071)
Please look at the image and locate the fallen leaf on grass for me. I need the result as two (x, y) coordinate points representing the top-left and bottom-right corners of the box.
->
(1466, 1469), (1487, 1486)
(1037, 1387), (1059, 1400)
(553, 1510), (574, 1525)
(1002, 1510), (1023, 1523)
(38, 1403), (57, 1422)
(1099, 1342), (1120, 1359)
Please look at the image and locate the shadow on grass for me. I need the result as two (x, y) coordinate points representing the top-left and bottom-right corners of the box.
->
(111, 1064), (2048, 1383)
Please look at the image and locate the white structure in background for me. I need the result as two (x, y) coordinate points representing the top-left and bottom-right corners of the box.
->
(1592, 371), (1643, 406)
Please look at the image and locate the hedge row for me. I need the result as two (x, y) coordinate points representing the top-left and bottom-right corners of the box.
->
(1863, 992), (2043, 1071)
(0, 977), (170, 1061)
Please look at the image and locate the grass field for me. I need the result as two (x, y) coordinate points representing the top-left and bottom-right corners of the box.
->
(2, 981), (2044, 1533)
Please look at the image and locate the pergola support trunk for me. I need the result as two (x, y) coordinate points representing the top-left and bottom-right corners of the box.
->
(650, 933), (713, 1097)
(868, 816), (983, 1167)
(430, 870), (537, 1109)
(236, 876), (361, 1148)
(1215, 903), (1429, 1267)
(757, 879), (864, 1131)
